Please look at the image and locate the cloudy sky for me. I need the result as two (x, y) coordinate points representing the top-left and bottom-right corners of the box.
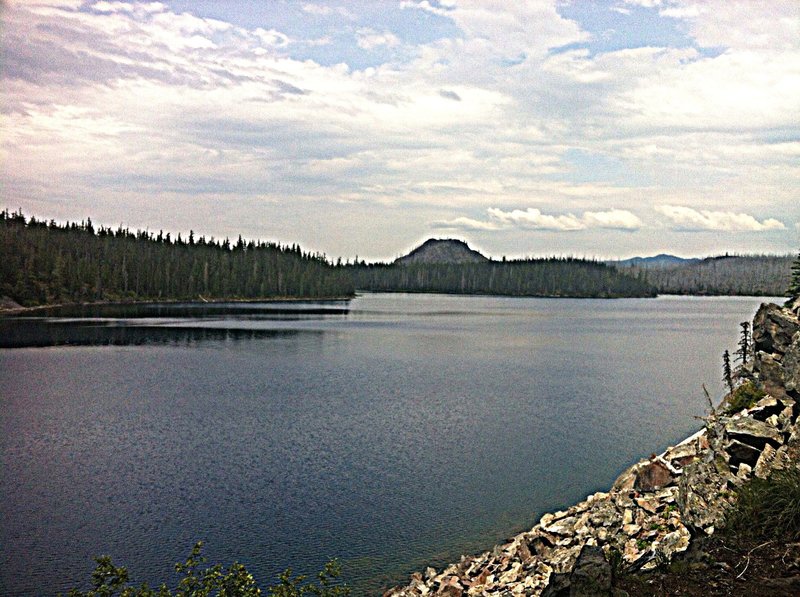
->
(2, 0), (798, 260)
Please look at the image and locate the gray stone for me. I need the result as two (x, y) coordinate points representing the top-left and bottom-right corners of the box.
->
(756, 352), (789, 400)
(753, 303), (800, 355)
(725, 417), (783, 449)
(783, 332), (800, 392)
(541, 545), (612, 597)
(570, 544), (612, 596)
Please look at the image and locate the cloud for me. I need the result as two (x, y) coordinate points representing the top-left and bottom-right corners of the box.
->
(2, 0), (798, 260)
(487, 207), (584, 231)
(356, 28), (400, 50)
(656, 205), (786, 231)
(433, 216), (503, 231)
(435, 208), (642, 232)
(582, 209), (643, 230)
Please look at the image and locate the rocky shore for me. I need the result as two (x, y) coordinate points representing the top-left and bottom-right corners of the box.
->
(385, 297), (800, 597)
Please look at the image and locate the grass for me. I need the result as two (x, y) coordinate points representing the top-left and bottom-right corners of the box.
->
(725, 467), (800, 541)
(723, 381), (766, 415)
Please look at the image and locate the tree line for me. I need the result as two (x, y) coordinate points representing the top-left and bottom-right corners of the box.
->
(0, 209), (354, 307)
(7, 208), (794, 308)
(349, 258), (656, 298)
(621, 255), (793, 296)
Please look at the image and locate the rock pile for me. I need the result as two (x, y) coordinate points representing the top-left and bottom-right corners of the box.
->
(385, 300), (800, 597)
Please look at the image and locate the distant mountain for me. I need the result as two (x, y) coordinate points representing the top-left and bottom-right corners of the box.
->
(395, 238), (489, 265)
(612, 254), (699, 269)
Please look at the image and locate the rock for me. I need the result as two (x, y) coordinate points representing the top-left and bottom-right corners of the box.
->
(436, 585), (462, 597)
(724, 417), (783, 449)
(756, 352), (789, 400)
(753, 303), (800, 355)
(541, 545), (612, 597)
(540, 572), (570, 597)
(783, 332), (800, 392)
(570, 545), (612, 596)
(726, 438), (763, 467)
(542, 516), (579, 536)
(634, 460), (674, 491)
(656, 527), (690, 557)
(749, 394), (785, 421)
(635, 495), (660, 514)
(754, 442), (778, 479)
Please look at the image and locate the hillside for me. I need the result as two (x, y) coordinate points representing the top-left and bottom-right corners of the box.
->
(0, 210), (354, 307)
(394, 239), (488, 265)
(618, 254), (793, 296)
(611, 254), (699, 268)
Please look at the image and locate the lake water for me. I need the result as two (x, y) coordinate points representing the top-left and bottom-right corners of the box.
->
(0, 293), (775, 595)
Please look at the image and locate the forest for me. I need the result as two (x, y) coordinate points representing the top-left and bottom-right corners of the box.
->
(349, 258), (655, 298)
(620, 255), (793, 296)
(2, 209), (794, 308)
(0, 209), (355, 307)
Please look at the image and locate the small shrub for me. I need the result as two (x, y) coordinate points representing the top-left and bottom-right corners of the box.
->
(65, 543), (349, 597)
(725, 468), (800, 541)
(723, 380), (765, 415)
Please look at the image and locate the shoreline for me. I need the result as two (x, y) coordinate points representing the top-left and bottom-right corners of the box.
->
(0, 295), (356, 315)
(386, 298), (800, 596)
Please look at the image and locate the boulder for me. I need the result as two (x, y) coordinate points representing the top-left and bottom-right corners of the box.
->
(541, 545), (612, 597)
(635, 459), (675, 491)
(753, 303), (800, 355)
(755, 352), (788, 400)
(724, 417), (783, 449)
(782, 332), (800, 393)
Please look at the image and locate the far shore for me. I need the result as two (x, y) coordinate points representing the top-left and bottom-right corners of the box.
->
(0, 295), (356, 315)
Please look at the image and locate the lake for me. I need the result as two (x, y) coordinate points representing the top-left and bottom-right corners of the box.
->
(0, 293), (775, 595)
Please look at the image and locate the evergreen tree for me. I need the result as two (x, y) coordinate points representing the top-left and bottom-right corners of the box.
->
(723, 349), (734, 394)
(734, 321), (751, 370)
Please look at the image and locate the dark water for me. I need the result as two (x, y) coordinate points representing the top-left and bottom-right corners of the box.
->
(0, 294), (775, 595)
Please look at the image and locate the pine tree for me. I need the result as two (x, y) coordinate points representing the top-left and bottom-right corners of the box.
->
(723, 349), (734, 394)
(734, 321), (751, 365)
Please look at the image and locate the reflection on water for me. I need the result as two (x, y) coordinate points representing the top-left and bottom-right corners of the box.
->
(0, 300), (349, 348)
(8, 300), (351, 319)
(0, 319), (319, 348)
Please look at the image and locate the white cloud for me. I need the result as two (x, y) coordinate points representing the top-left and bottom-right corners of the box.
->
(356, 28), (400, 50)
(302, 3), (333, 16)
(2, 0), (798, 260)
(582, 209), (642, 230)
(656, 205), (786, 232)
(488, 207), (585, 231)
(436, 208), (642, 232)
(433, 216), (504, 231)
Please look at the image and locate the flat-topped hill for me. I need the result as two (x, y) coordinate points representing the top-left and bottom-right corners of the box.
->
(394, 239), (488, 265)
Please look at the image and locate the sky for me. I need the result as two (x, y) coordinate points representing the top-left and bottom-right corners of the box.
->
(1, 0), (798, 261)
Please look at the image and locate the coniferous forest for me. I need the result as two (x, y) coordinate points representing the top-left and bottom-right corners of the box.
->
(0, 209), (355, 306)
(3, 209), (793, 309)
(349, 259), (655, 298)
(620, 255), (793, 296)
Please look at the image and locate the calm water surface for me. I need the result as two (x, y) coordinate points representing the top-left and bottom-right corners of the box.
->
(0, 294), (775, 595)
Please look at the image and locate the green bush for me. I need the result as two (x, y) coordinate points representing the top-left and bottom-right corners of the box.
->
(64, 542), (349, 597)
(725, 468), (800, 541)
(723, 380), (765, 415)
